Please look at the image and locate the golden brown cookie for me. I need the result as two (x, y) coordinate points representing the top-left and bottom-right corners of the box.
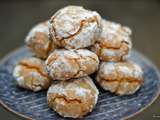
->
(49, 5), (102, 49)
(13, 57), (51, 92)
(45, 49), (99, 80)
(91, 19), (132, 61)
(96, 61), (143, 95)
(25, 21), (55, 59)
(47, 76), (99, 118)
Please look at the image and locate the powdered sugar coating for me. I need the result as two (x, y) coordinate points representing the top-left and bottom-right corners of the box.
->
(45, 49), (99, 80)
(91, 19), (132, 61)
(13, 57), (51, 92)
(26, 21), (49, 41)
(25, 21), (55, 59)
(96, 60), (143, 95)
(47, 76), (99, 118)
(49, 6), (102, 49)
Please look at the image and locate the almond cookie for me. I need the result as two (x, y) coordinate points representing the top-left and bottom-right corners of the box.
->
(91, 19), (132, 61)
(49, 5), (102, 49)
(25, 21), (55, 59)
(96, 61), (143, 95)
(45, 49), (99, 80)
(47, 76), (99, 118)
(13, 57), (51, 92)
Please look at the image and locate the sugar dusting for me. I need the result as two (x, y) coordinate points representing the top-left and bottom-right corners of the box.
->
(50, 5), (102, 49)
(100, 61), (143, 80)
(25, 21), (49, 43)
(91, 19), (132, 61)
(46, 49), (99, 80)
(47, 77), (99, 103)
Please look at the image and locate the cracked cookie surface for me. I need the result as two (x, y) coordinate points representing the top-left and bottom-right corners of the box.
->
(91, 19), (132, 61)
(13, 57), (51, 92)
(49, 6), (102, 49)
(47, 76), (99, 118)
(25, 21), (55, 59)
(96, 61), (143, 95)
(45, 49), (99, 80)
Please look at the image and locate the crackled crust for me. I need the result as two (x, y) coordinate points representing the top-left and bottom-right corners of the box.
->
(13, 57), (51, 92)
(96, 61), (143, 95)
(45, 49), (99, 80)
(91, 19), (132, 61)
(25, 21), (55, 59)
(49, 6), (102, 49)
(47, 76), (99, 118)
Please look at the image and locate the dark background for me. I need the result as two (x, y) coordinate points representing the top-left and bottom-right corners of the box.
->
(0, 0), (160, 120)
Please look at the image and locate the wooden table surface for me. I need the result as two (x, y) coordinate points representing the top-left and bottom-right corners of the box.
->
(0, 0), (160, 120)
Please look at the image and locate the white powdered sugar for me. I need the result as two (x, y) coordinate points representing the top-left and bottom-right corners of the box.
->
(132, 62), (143, 79)
(13, 65), (28, 88)
(97, 61), (143, 95)
(45, 49), (99, 80)
(85, 77), (99, 104)
(13, 57), (51, 92)
(100, 19), (132, 45)
(76, 49), (99, 61)
(47, 83), (66, 95)
(74, 87), (90, 97)
(100, 62), (115, 75)
(99, 61), (143, 80)
(25, 21), (49, 43)
(91, 19), (132, 61)
(47, 76), (99, 103)
(118, 65), (133, 77)
(50, 5), (102, 49)
(101, 48), (120, 57)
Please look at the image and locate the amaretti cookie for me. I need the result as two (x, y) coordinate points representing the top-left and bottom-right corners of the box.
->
(91, 19), (132, 61)
(45, 49), (99, 80)
(96, 61), (143, 95)
(49, 5), (102, 49)
(25, 21), (55, 59)
(13, 57), (51, 92)
(47, 76), (99, 118)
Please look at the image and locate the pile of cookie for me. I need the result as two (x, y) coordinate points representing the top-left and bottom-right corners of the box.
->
(13, 6), (143, 118)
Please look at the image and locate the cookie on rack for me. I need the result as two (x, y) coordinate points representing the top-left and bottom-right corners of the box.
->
(45, 49), (99, 80)
(96, 60), (143, 95)
(47, 76), (99, 118)
(25, 21), (55, 59)
(49, 5), (102, 49)
(91, 19), (132, 61)
(13, 57), (51, 92)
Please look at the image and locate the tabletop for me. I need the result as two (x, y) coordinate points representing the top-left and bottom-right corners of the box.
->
(0, 0), (160, 120)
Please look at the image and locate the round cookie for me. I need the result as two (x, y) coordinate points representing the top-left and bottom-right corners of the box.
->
(49, 5), (102, 49)
(13, 57), (51, 92)
(96, 61), (143, 95)
(91, 19), (132, 61)
(47, 76), (99, 118)
(25, 21), (55, 59)
(45, 49), (99, 80)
